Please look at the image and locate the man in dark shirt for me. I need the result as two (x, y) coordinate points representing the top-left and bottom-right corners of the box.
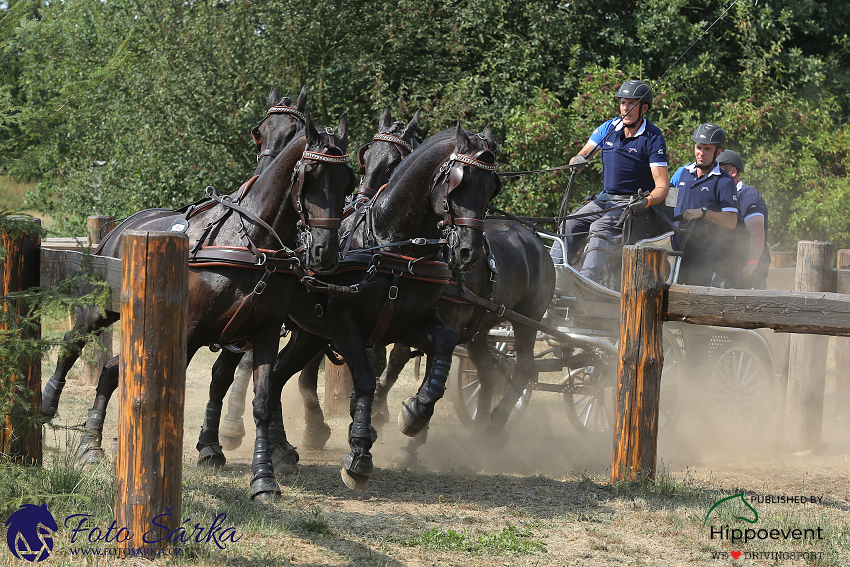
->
(671, 123), (739, 286)
(553, 80), (669, 283)
(717, 150), (770, 289)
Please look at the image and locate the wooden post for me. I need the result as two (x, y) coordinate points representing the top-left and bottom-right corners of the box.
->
(833, 249), (850, 425)
(82, 216), (115, 386)
(86, 215), (114, 247)
(115, 231), (188, 554)
(786, 240), (834, 452)
(325, 359), (353, 417)
(612, 246), (666, 483)
(0, 217), (42, 465)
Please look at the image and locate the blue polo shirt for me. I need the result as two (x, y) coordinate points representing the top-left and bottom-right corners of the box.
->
(672, 163), (738, 220)
(588, 117), (668, 195)
(737, 181), (770, 270)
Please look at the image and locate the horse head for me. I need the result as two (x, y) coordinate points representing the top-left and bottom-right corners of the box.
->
(252, 85), (308, 173)
(434, 122), (501, 273)
(295, 112), (355, 271)
(356, 107), (421, 198)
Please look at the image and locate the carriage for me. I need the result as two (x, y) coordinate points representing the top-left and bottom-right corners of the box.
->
(447, 206), (781, 442)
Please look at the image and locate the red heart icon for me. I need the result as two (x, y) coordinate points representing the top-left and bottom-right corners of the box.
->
(731, 551), (742, 559)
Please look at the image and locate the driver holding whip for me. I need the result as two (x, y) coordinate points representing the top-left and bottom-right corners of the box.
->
(552, 79), (669, 283)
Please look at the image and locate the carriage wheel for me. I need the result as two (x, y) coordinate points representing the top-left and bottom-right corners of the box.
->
(449, 340), (533, 429)
(704, 343), (775, 439)
(563, 330), (684, 435)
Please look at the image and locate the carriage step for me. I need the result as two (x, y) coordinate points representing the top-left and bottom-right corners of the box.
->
(526, 382), (569, 393)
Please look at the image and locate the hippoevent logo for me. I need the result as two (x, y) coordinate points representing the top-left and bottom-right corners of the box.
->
(704, 492), (825, 560)
(5, 503), (242, 561)
(5, 504), (58, 562)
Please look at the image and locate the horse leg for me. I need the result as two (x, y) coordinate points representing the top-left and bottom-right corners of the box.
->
(465, 334), (505, 431)
(76, 355), (119, 467)
(248, 331), (286, 502)
(391, 423), (429, 469)
(486, 324), (538, 447)
(268, 328), (329, 472)
(43, 306), (118, 420)
(372, 343), (411, 430)
(197, 349), (243, 469)
(398, 312), (458, 437)
(220, 349), (253, 450)
(297, 352), (331, 449)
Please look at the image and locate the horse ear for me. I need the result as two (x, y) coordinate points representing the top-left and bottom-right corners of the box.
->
(268, 87), (279, 108)
(379, 107), (392, 131)
(296, 85), (307, 113)
(455, 120), (471, 154)
(483, 124), (498, 153)
(337, 113), (349, 151)
(402, 109), (421, 141)
(304, 112), (320, 146)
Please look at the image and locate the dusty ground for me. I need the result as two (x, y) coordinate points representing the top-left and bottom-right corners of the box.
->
(31, 336), (850, 566)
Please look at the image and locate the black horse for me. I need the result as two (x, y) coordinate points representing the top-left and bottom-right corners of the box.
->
(42, 85), (310, 430)
(205, 122), (501, 497)
(215, 107), (422, 453)
(41, 114), (354, 490)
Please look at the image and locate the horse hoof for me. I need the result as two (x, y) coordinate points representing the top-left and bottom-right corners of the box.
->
(398, 396), (432, 438)
(197, 445), (226, 469)
(483, 426), (509, 451)
(76, 445), (105, 469)
(250, 477), (282, 502)
(271, 442), (300, 475)
(302, 423), (332, 450)
(340, 468), (371, 491)
(219, 435), (242, 451)
(219, 417), (245, 450)
(391, 447), (422, 469)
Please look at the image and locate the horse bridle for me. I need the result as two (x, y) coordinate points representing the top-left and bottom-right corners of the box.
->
(354, 132), (414, 200)
(251, 104), (307, 162)
(290, 127), (353, 265)
(432, 135), (501, 246)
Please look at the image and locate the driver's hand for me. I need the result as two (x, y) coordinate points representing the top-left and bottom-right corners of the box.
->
(570, 154), (589, 172)
(681, 208), (703, 221)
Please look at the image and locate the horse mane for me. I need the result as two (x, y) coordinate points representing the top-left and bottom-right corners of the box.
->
(387, 128), (456, 187)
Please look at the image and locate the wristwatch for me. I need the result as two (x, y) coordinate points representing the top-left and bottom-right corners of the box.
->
(700, 207), (708, 218)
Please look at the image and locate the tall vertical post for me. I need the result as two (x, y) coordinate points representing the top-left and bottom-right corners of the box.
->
(115, 231), (188, 553)
(786, 240), (834, 451)
(835, 249), (850, 424)
(325, 359), (353, 417)
(0, 217), (42, 465)
(83, 215), (115, 386)
(612, 246), (666, 483)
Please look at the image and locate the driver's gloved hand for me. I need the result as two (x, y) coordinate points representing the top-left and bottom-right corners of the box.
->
(627, 197), (649, 211)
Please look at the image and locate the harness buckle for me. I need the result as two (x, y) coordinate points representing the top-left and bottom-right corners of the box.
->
(497, 304), (506, 317)
(411, 238), (426, 245)
(256, 252), (267, 266)
(325, 127), (334, 135)
(254, 279), (267, 295)
(388, 285), (398, 300)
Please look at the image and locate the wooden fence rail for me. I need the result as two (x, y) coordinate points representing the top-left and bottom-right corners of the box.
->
(613, 240), (850, 482)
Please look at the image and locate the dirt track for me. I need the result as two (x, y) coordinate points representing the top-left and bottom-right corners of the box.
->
(38, 343), (850, 566)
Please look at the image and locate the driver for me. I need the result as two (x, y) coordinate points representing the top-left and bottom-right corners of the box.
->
(552, 80), (669, 283)
(671, 123), (739, 286)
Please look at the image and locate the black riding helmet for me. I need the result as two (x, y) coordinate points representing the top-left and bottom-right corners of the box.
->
(717, 149), (745, 173)
(616, 80), (653, 110)
(691, 123), (727, 147)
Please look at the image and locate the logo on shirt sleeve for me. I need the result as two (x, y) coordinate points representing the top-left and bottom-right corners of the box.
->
(679, 182), (685, 186)
(700, 186), (709, 191)
(657, 148), (664, 154)
(628, 148), (637, 153)
(605, 141), (613, 146)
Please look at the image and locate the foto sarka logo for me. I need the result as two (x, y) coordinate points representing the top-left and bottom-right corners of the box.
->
(5, 504), (58, 562)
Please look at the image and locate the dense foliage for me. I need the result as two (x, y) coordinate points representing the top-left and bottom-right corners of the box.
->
(2, 0), (849, 249)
